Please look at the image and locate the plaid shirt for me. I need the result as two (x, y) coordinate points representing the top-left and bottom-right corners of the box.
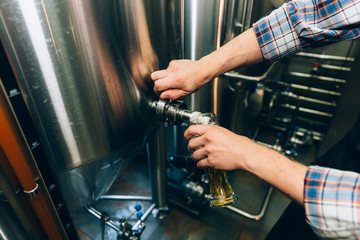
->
(253, 0), (360, 62)
(304, 166), (360, 239)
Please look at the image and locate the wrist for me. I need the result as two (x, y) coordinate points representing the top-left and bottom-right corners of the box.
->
(197, 55), (222, 84)
(243, 143), (276, 175)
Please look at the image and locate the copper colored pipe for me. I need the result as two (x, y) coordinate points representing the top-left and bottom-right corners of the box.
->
(0, 86), (66, 240)
(0, 97), (36, 192)
(0, 146), (48, 239)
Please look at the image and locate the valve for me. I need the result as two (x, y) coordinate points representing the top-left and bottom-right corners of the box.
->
(117, 204), (143, 240)
(151, 99), (204, 127)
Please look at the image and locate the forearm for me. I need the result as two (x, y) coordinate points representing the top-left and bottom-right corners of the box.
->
(197, 28), (263, 84)
(246, 143), (307, 205)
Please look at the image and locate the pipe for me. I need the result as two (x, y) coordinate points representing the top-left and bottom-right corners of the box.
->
(0, 83), (66, 240)
(151, 99), (193, 127)
(99, 195), (152, 201)
(296, 52), (355, 62)
(225, 186), (273, 220)
(86, 206), (119, 232)
(132, 203), (156, 231)
(100, 212), (109, 240)
(224, 62), (278, 82)
(147, 129), (169, 213)
(0, 147), (47, 239)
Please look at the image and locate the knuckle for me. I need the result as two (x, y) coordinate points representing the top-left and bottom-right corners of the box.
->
(187, 143), (193, 152)
(207, 157), (216, 166)
(203, 146), (210, 155)
(203, 134), (212, 142)
(169, 60), (177, 68)
(154, 81), (160, 88)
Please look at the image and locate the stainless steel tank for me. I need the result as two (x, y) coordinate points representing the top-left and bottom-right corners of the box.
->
(165, 0), (225, 160)
(0, 0), (177, 210)
(181, 0), (224, 113)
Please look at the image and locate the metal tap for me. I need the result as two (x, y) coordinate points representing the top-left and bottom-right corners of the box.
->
(151, 99), (192, 127)
(151, 99), (210, 127)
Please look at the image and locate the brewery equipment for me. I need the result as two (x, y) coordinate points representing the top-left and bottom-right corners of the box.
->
(0, 0), (173, 238)
(1, 0), (359, 239)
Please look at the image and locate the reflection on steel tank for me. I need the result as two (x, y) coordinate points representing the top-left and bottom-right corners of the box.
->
(0, 0), (175, 210)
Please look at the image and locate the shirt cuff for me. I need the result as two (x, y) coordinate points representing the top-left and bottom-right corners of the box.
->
(252, 3), (302, 62)
(304, 165), (360, 239)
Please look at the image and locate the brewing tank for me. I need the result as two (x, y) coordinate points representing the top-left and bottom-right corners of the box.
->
(0, 0), (176, 210)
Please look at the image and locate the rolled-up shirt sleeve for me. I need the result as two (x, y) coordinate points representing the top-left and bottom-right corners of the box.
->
(304, 165), (360, 239)
(252, 0), (360, 62)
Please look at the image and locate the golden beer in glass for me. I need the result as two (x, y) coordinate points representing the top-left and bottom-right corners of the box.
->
(205, 168), (237, 207)
(189, 112), (237, 207)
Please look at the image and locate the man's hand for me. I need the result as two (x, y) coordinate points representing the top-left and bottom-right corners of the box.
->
(184, 124), (308, 205)
(151, 59), (211, 100)
(184, 124), (256, 171)
(151, 28), (263, 100)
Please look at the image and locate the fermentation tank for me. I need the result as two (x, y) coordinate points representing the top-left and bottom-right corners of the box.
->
(0, 0), (177, 211)
(2, 0), (359, 239)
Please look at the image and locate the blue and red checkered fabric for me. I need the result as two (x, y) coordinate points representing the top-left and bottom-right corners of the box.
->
(253, 0), (360, 62)
(304, 165), (360, 239)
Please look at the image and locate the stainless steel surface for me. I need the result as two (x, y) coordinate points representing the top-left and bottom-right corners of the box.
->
(87, 202), (157, 239)
(75, 150), (295, 240)
(223, 0), (275, 43)
(0, 0), (170, 210)
(165, 0), (225, 163)
(296, 52), (355, 61)
(317, 42), (360, 157)
(288, 72), (347, 83)
(245, 40), (360, 160)
(0, 201), (29, 240)
(147, 129), (169, 212)
(224, 62), (278, 82)
(181, 0), (224, 113)
(86, 206), (119, 232)
(99, 195), (152, 201)
(152, 99), (192, 127)
(226, 186), (273, 221)
(220, 0), (278, 135)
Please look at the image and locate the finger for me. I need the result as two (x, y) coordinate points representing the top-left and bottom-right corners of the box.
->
(160, 89), (187, 100)
(154, 78), (185, 93)
(151, 70), (168, 80)
(153, 78), (170, 92)
(188, 136), (204, 152)
(196, 157), (209, 169)
(184, 125), (208, 141)
(153, 85), (160, 95)
(192, 148), (207, 162)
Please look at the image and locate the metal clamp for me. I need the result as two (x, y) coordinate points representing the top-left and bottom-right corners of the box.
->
(23, 183), (39, 198)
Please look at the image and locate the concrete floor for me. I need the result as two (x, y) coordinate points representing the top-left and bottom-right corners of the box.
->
(74, 143), (317, 240)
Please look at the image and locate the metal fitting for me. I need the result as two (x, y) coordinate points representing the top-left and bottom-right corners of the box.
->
(151, 99), (193, 127)
(23, 183), (39, 199)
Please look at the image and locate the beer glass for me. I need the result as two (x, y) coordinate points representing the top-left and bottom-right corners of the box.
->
(189, 112), (237, 207)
